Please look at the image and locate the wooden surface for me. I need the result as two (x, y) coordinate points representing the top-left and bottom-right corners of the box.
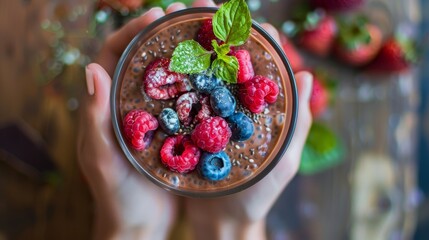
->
(0, 0), (93, 239)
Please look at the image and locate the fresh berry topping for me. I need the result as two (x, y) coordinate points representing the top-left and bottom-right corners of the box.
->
(199, 151), (231, 181)
(239, 76), (279, 113)
(296, 14), (337, 57)
(191, 117), (231, 153)
(158, 108), (180, 135)
(176, 92), (213, 126)
(123, 109), (158, 150)
(310, 76), (329, 118)
(226, 112), (254, 141)
(196, 19), (222, 51)
(160, 135), (201, 173)
(143, 58), (192, 100)
(176, 92), (199, 126)
(190, 72), (222, 94)
(195, 95), (213, 124)
(210, 87), (236, 118)
(231, 49), (254, 83)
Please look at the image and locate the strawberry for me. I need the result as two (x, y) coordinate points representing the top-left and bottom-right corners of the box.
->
(366, 36), (417, 73)
(310, 0), (364, 12)
(279, 33), (304, 72)
(334, 17), (382, 66)
(295, 11), (337, 57)
(309, 74), (329, 118)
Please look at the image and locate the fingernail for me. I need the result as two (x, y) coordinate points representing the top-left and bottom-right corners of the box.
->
(300, 72), (313, 102)
(142, 7), (164, 17)
(85, 65), (95, 96)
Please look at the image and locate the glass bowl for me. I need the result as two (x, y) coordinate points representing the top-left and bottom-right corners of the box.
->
(111, 7), (298, 197)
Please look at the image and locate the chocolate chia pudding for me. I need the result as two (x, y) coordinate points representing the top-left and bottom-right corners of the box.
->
(111, 8), (298, 197)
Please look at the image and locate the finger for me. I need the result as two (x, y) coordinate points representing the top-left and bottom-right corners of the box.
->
(192, 0), (217, 8)
(260, 23), (280, 44)
(272, 71), (313, 181)
(85, 63), (113, 120)
(165, 2), (186, 14)
(98, 7), (165, 73)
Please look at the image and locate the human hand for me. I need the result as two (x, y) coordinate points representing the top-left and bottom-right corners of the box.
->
(77, 2), (216, 239)
(184, 25), (314, 240)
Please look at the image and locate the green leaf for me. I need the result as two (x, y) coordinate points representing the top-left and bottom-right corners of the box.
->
(212, 55), (238, 84)
(170, 40), (211, 74)
(299, 122), (345, 175)
(213, 0), (251, 46)
(212, 40), (231, 56)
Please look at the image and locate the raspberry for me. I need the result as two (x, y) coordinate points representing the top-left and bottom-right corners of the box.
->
(199, 151), (231, 181)
(158, 108), (180, 135)
(210, 86), (236, 118)
(191, 117), (231, 153)
(176, 92), (213, 126)
(239, 75), (279, 113)
(123, 109), (158, 150)
(143, 58), (192, 100)
(176, 92), (199, 126)
(231, 49), (254, 83)
(195, 95), (212, 124)
(226, 112), (254, 141)
(196, 19), (222, 51)
(160, 135), (201, 173)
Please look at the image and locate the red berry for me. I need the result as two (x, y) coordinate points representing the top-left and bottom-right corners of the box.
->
(191, 117), (231, 153)
(297, 15), (337, 57)
(239, 76), (279, 113)
(143, 58), (192, 100)
(310, 0), (364, 12)
(195, 95), (213, 124)
(176, 92), (213, 126)
(334, 21), (382, 66)
(231, 49), (255, 83)
(123, 109), (158, 150)
(160, 135), (201, 173)
(196, 19), (222, 51)
(310, 77), (329, 118)
(365, 37), (415, 73)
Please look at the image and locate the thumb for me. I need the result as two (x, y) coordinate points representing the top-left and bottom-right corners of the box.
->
(85, 63), (112, 122)
(271, 71), (313, 184)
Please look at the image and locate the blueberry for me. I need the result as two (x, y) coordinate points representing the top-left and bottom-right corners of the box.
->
(226, 112), (254, 141)
(158, 108), (180, 135)
(210, 86), (236, 118)
(190, 73), (221, 94)
(200, 151), (231, 181)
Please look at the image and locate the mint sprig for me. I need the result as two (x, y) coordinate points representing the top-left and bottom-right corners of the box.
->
(169, 0), (252, 84)
(212, 0), (251, 46)
(170, 40), (212, 74)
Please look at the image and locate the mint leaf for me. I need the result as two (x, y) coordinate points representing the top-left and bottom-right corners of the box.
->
(212, 55), (238, 84)
(213, 0), (251, 46)
(170, 40), (211, 74)
(212, 40), (231, 56)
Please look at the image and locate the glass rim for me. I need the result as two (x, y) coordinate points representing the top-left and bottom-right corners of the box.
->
(111, 7), (298, 198)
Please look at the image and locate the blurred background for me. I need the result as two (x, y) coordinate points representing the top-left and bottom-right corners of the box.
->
(0, 0), (428, 239)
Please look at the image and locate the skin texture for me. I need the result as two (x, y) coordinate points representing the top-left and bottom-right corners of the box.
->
(77, 1), (313, 239)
